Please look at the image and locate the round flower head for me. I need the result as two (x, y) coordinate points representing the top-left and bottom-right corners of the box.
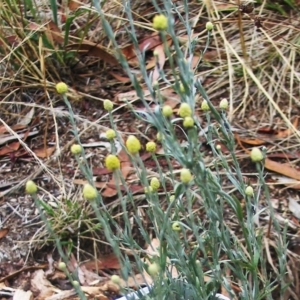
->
(148, 262), (160, 277)
(179, 83), (185, 93)
(71, 144), (82, 155)
(180, 168), (192, 184)
(219, 98), (228, 110)
(172, 221), (181, 231)
(152, 14), (168, 31)
(103, 99), (114, 111)
(156, 132), (163, 142)
(206, 21), (214, 31)
(144, 186), (153, 194)
(183, 116), (194, 128)
(105, 129), (116, 140)
(111, 275), (121, 285)
(201, 100), (210, 111)
(216, 144), (222, 151)
(169, 195), (175, 202)
(250, 147), (264, 162)
(178, 103), (192, 118)
(105, 154), (120, 171)
(126, 135), (141, 154)
(162, 105), (173, 117)
(25, 180), (37, 195)
(72, 281), (79, 288)
(150, 177), (160, 191)
(83, 184), (97, 200)
(245, 186), (254, 197)
(146, 141), (156, 153)
(56, 82), (68, 94)
(152, 81), (159, 89)
(58, 262), (67, 271)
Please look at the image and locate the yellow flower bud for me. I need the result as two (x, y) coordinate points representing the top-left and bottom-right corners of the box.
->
(146, 141), (157, 153)
(216, 144), (222, 151)
(172, 221), (181, 231)
(105, 154), (120, 171)
(201, 100), (210, 111)
(25, 180), (38, 195)
(58, 262), (67, 271)
(152, 14), (168, 31)
(162, 105), (173, 117)
(206, 21), (214, 31)
(150, 177), (160, 191)
(156, 132), (163, 142)
(169, 195), (175, 202)
(72, 280), (79, 288)
(179, 83), (185, 93)
(144, 186), (153, 194)
(111, 275), (121, 285)
(153, 81), (159, 89)
(71, 144), (82, 155)
(103, 99), (114, 111)
(245, 186), (254, 197)
(250, 147), (263, 162)
(83, 184), (97, 200)
(148, 262), (160, 277)
(178, 103), (192, 118)
(126, 135), (141, 154)
(180, 168), (192, 184)
(219, 98), (228, 110)
(56, 82), (68, 94)
(105, 129), (116, 140)
(183, 116), (194, 128)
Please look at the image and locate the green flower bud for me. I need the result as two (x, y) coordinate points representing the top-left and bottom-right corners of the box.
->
(245, 186), (254, 197)
(83, 184), (97, 201)
(250, 147), (264, 162)
(25, 180), (37, 195)
(206, 22), (214, 31)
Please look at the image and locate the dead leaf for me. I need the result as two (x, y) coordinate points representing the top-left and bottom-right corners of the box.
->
(82, 254), (121, 271)
(151, 44), (166, 83)
(121, 33), (172, 67)
(18, 108), (35, 126)
(66, 42), (119, 66)
(275, 117), (299, 138)
(108, 71), (131, 83)
(272, 175), (300, 189)
(234, 133), (266, 146)
(0, 228), (9, 239)
(288, 197), (300, 219)
(45, 21), (64, 45)
(265, 158), (300, 181)
(34, 146), (56, 158)
(0, 141), (20, 155)
(31, 270), (59, 299)
(13, 289), (33, 300)
(68, 0), (83, 10)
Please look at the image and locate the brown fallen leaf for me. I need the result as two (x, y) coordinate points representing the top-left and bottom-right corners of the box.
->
(66, 42), (119, 66)
(151, 44), (166, 83)
(234, 133), (266, 146)
(0, 228), (9, 239)
(265, 158), (300, 181)
(0, 141), (20, 156)
(34, 146), (56, 158)
(122, 33), (172, 67)
(82, 253), (121, 271)
(275, 117), (299, 139)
